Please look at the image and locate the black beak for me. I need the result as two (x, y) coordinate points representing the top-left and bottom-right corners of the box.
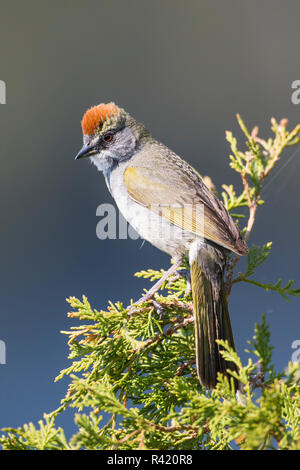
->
(75, 144), (97, 160)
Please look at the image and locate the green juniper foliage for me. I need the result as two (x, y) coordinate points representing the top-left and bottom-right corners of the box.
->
(1, 116), (300, 450)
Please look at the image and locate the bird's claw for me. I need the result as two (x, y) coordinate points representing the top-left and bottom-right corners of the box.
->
(151, 299), (165, 319)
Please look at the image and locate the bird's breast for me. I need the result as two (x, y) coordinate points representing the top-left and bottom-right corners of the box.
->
(105, 165), (193, 257)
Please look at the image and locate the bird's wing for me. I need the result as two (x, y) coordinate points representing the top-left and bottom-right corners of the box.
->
(123, 162), (247, 255)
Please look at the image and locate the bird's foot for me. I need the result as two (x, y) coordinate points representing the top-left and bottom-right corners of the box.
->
(152, 299), (165, 319)
(127, 257), (183, 317)
(127, 291), (165, 318)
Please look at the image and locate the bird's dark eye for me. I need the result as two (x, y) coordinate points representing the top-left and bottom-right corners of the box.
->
(103, 132), (113, 142)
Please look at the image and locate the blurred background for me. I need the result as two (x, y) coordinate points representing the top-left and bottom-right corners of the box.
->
(0, 0), (300, 437)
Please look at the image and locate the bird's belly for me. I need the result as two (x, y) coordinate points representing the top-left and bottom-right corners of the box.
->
(108, 173), (193, 257)
(126, 203), (192, 256)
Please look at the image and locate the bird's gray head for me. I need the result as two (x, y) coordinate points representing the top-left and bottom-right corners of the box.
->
(75, 102), (148, 172)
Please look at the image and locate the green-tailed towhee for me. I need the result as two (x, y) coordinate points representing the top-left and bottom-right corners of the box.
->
(75, 102), (248, 389)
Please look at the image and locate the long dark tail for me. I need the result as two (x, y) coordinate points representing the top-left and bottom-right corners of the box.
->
(190, 247), (238, 390)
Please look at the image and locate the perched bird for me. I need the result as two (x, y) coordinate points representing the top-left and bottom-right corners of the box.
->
(75, 102), (248, 389)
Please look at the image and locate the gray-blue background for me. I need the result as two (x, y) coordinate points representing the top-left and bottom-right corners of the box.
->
(0, 0), (299, 437)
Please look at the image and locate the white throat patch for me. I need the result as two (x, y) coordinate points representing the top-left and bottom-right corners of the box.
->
(90, 151), (115, 172)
